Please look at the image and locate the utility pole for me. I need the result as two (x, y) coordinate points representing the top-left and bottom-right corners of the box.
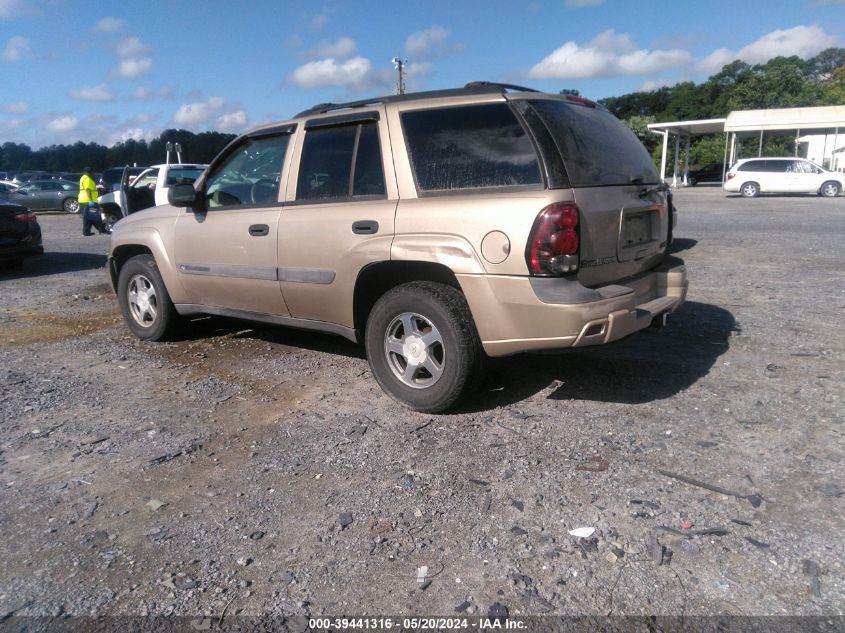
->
(392, 57), (406, 95)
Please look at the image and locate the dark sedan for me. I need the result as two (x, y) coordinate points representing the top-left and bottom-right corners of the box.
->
(8, 179), (79, 213)
(0, 200), (43, 266)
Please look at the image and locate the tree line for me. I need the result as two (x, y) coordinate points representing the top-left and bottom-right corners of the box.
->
(599, 48), (845, 166)
(0, 129), (236, 174)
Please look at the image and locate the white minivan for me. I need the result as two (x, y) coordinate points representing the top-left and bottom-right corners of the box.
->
(724, 157), (843, 198)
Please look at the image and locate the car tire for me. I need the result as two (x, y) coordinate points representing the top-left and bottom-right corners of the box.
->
(688, 177), (697, 186)
(63, 198), (79, 214)
(106, 213), (121, 232)
(740, 182), (759, 198)
(820, 181), (841, 198)
(365, 281), (486, 413)
(117, 254), (181, 341)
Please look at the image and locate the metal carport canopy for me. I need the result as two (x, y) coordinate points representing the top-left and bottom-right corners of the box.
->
(647, 106), (845, 185)
(724, 105), (845, 132)
(647, 119), (727, 185)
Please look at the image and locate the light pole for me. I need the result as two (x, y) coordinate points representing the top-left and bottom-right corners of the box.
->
(392, 57), (406, 95)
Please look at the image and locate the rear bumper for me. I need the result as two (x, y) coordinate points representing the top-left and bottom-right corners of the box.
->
(457, 257), (687, 357)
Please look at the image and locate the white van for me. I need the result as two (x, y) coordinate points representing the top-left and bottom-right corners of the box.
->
(724, 157), (843, 198)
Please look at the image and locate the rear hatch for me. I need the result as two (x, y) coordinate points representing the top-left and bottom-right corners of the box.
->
(514, 97), (669, 287)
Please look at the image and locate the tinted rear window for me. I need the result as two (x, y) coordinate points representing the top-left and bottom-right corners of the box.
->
(525, 99), (659, 187)
(401, 103), (542, 193)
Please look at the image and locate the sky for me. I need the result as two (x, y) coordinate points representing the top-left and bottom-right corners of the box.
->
(1, 0), (843, 150)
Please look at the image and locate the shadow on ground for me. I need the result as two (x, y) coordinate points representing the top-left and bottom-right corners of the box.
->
(668, 237), (697, 254)
(461, 300), (737, 410)
(177, 301), (736, 412)
(179, 315), (365, 359)
(0, 252), (107, 279)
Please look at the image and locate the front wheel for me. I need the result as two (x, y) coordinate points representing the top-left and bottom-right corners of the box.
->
(740, 182), (759, 198)
(365, 281), (486, 413)
(63, 198), (80, 214)
(105, 213), (121, 232)
(820, 181), (841, 197)
(117, 254), (181, 341)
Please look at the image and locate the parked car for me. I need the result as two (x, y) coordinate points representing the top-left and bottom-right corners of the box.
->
(0, 181), (20, 196)
(107, 81), (687, 412)
(724, 157), (843, 197)
(12, 171), (48, 184)
(687, 162), (724, 185)
(98, 166), (146, 195)
(7, 179), (79, 213)
(99, 163), (207, 230)
(0, 200), (43, 267)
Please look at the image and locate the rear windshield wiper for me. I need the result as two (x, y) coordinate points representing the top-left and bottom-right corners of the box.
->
(632, 177), (668, 197)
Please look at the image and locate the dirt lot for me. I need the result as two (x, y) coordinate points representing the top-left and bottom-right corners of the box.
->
(1, 187), (843, 624)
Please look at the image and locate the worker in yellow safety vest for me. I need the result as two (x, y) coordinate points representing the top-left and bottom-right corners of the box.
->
(78, 167), (108, 235)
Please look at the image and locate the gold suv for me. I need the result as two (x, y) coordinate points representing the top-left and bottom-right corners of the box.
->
(107, 82), (687, 412)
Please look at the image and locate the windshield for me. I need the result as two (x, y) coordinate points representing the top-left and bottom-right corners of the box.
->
(525, 99), (659, 187)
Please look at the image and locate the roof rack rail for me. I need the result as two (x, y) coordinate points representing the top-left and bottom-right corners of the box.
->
(294, 81), (541, 118)
(463, 81), (539, 93)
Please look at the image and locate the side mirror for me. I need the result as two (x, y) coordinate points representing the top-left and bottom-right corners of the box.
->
(168, 183), (199, 208)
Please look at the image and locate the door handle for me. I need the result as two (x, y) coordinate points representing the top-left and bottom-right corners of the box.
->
(352, 220), (379, 235)
(248, 224), (269, 237)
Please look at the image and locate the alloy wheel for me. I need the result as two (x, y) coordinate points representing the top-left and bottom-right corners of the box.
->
(127, 274), (158, 327)
(384, 311), (445, 389)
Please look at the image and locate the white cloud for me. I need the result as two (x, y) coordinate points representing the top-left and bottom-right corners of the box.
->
(94, 17), (126, 32)
(565, 0), (605, 6)
(2, 35), (30, 61)
(305, 36), (356, 60)
(638, 79), (676, 92)
(289, 56), (388, 90)
(405, 26), (462, 59)
(528, 29), (691, 79)
(310, 8), (330, 31)
(0, 0), (38, 19)
(116, 36), (153, 59)
(216, 110), (247, 132)
(107, 127), (151, 146)
(2, 101), (29, 113)
(131, 86), (174, 101)
(698, 25), (837, 74)
(286, 34), (304, 49)
(48, 116), (79, 133)
(69, 84), (116, 102)
(115, 57), (152, 78)
(173, 96), (227, 126)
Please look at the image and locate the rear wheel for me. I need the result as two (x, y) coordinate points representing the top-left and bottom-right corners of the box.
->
(740, 182), (759, 198)
(365, 281), (485, 413)
(820, 181), (840, 197)
(63, 198), (79, 214)
(117, 254), (181, 341)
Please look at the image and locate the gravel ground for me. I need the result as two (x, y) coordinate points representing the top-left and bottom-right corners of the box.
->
(0, 187), (843, 622)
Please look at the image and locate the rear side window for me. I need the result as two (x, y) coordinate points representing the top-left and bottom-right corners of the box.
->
(525, 99), (659, 187)
(296, 122), (385, 201)
(401, 103), (542, 193)
(738, 160), (766, 172)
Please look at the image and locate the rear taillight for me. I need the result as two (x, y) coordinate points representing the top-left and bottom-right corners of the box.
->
(13, 211), (36, 223)
(726, 172), (736, 181)
(526, 202), (580, 276)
